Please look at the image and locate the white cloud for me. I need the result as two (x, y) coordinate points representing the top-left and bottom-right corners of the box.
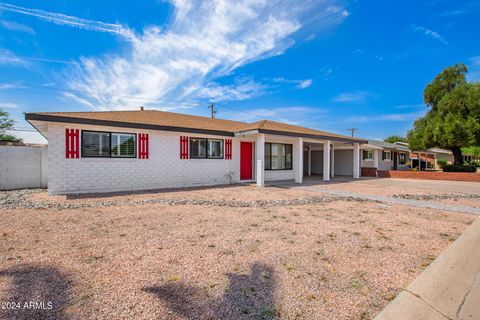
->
(222, 106), (326, 125)
(333, 91), (374, 103)
(0, 20), (35, 34)
(469, 56), (480, 67)
(0, 2), (133, 38)
(297, 79), (313, 89)
(0, 102), (20, 109)
(411, 24), (448, 45)
(393, 103), (425, 109)
(0, 49), (28, 66)
(0, 83), (24, 90)
(197, 79), (266, 102)
(272, 77), (313, 89)
(468, 55), (480, 82)
(344, 112), (422, 123)
(64, 0), (347, 110)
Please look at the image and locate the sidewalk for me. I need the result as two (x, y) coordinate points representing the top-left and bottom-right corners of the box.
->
(374, 217), (480, 320)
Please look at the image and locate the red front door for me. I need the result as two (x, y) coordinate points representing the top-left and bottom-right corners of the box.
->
(240, 142), (253, 180)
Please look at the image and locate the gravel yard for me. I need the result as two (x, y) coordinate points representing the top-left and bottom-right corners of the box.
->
(0, 184), (476, 319)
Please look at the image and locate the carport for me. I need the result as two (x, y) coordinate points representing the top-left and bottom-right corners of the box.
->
(303, 140), (361, 181)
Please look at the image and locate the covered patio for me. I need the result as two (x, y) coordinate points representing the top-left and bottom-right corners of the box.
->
(235, 128), (365, 187)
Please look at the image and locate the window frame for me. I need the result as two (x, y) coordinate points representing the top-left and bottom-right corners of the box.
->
(110, 132), (137, 158)
(362, 150), (374, 161)
(188, 137), (224, 159)
(382, 151), (392, 161)
(265, 143), (293, 171)
(81, 130), (137, 159)
(398, 152), (406, 165)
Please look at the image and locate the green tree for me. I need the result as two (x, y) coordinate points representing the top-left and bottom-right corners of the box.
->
(384, 135), (407, 144)
(462, 146), (480, 157)
(407, 64), (480, 164)
(0, 109), (18, 141)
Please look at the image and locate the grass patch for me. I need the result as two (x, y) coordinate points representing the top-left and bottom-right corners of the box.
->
(168, 274), (182, 282)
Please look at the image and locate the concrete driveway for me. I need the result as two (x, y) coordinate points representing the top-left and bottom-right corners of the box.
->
(298, 176), (480, 195)
(269, 176), (480, 215)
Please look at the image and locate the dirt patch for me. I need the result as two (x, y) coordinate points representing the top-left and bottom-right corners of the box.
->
(0, 197), (474, 319)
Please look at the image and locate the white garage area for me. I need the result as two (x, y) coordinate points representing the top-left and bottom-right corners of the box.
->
(303, 141), (360, 180)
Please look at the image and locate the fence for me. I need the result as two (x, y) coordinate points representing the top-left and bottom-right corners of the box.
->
(0, 146), (48, 190)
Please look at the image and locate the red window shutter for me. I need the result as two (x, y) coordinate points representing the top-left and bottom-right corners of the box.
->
(225, 139), (232, 160)
(180, 136), (188, 159)
(65, 129), (79, 159)
(138, 133), (149, 159)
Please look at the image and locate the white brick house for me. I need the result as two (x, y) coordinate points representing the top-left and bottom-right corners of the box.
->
(26, 110), (367, 195)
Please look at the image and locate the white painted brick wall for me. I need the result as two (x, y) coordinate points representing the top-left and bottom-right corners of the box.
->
(47, 123), (241, 194)
(47, 124), (301, 194)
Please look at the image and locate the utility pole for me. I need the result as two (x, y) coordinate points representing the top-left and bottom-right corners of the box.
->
(347, 128), (358, 137)
(208, 103), (217, 119)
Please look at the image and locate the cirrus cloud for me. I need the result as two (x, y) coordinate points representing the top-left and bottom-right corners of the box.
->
(63, 0), (348, 110)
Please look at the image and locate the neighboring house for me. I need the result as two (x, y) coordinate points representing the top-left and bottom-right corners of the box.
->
(395, 142), (453, 169)
(359, 140), (410, 177)
(358, 140), (455, 176)
(464, 153), (480, 163)
(26, 110), (366, 195)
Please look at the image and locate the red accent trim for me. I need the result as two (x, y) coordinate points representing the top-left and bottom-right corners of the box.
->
(225, 139), (232, 160)
(74, 129), (79, 158)
(180, 136), (188, 159)
(65, 129), (79, 159)
(145, 133), (149, 159)
(65, 129), (70, 159)
(138, 133), (149, 159)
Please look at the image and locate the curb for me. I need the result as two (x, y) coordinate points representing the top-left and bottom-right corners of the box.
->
(374, 217), (480, 320)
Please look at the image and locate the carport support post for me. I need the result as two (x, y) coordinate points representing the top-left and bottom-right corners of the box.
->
(295, 138), (303, 183)
(323, 140), (331, 181)
(331, 144), (335, 178)
(353, 143), (360, 179)
(308, 146), (312, 176)
(256, 134), (265, 187)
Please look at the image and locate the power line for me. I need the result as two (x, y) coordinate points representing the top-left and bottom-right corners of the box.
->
(346, 128), (358, 137)
(208, 103), (217, 119)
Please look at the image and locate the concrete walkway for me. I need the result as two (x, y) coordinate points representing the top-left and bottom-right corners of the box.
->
(293, 185), (480, 215)
(374, 217), (480, 320)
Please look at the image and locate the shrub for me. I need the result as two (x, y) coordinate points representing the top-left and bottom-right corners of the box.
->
(443, 164), (477, 172)
(437, 159), (448, 168)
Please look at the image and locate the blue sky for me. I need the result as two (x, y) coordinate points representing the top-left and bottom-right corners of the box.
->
(1, 0), (479, 142)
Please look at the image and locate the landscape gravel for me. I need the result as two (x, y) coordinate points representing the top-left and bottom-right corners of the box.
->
(0, 188), (380, 211)
(0, 185), (475, 319)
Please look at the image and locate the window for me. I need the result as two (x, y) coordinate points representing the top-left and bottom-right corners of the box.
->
(208, 139), (224, 159)
(82, 131), (110, 157)
(81, 131), (136, 158)
(399, 153), (406, 165)
(382, 151), (392, 161)
(362, 150), (374, 160)
(189, 138), (224, 159)
(265, 143), (292, 170)
(111, 133), (136, 157)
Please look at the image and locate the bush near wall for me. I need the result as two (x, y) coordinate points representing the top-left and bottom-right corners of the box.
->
(437, 159), (447, 168)
(443, 164), (477, 172)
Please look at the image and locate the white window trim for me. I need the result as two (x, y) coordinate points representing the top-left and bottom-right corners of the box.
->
(383, 151), (392, 161)
(363, 150), (374, 161)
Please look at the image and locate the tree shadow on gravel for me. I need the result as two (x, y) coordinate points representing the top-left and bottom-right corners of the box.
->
(144, 262), (277, 319)
(0, 264), (72, 319)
